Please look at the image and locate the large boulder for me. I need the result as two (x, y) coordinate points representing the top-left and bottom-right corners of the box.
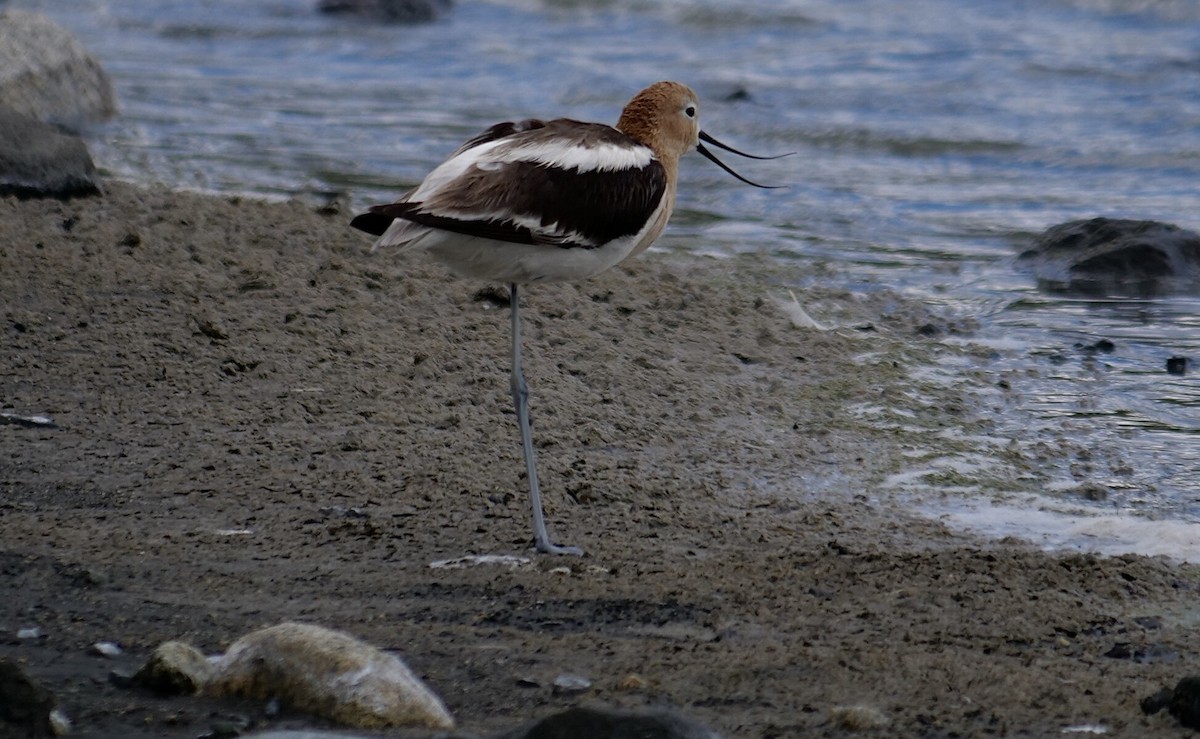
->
(1019, 218), (1200, 296)
(0, 10), (117, 129)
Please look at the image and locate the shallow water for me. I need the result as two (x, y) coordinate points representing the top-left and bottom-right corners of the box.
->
(19, 0), (1200, 554)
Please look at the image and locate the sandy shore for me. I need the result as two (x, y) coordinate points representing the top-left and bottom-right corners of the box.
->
(1, 181), (1197, 737)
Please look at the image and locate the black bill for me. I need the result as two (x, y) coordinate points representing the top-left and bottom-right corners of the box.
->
(696, 130), (791, 189)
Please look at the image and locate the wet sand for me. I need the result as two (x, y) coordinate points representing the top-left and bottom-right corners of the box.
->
(1, 182), (1197, 737)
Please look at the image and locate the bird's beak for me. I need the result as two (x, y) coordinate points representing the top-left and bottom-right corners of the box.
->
(696, 130), (791, 189)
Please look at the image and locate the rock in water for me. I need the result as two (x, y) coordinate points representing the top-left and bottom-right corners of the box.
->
(1019, 218), (1200, 296)
(133, 640), (215, 696)
(492, 706), (722, 739)
(316, 0), (453, 23)
(0, 10), (117, 128)
(0, 657), (57, 737)
(207, 622), (454, 730)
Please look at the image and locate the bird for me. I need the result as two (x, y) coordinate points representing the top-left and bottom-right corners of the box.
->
(351, 80), (785, 555)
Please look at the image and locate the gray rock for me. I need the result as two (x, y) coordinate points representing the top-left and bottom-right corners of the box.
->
(0, 657), (56, 738)
(206, 622), (455, 730)
(317, 0), (454, 24)
(0, 106), (102, 199)
(0, 10), (117, 129)
(551, 673), (592, 695)
(1019, 217), (1200, 296)
(133, 640), (215, 696)
(492, 706), (723, 739)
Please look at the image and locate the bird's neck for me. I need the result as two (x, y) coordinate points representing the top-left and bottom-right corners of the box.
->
(616, 110), (682, 172)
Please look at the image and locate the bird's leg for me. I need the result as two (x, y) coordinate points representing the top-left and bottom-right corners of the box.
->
(509, 283), (584, 556)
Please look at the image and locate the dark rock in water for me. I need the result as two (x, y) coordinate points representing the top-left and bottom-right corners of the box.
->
(317, 0), (454, 23)
(1141, 676), (1200, 730)
(1019, 217), (1200, 296)
(0, 106), (101, 198)
(1075, 338), (1115, 354)
(492, 706), (722, 739)
(1167, 356), (1188, 375)
(0, 657), (56, 737)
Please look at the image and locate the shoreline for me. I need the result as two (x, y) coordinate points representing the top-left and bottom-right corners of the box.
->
(2, 181), (1198, 737)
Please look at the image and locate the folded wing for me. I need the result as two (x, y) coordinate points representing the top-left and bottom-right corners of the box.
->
(352, 119), (668, 252)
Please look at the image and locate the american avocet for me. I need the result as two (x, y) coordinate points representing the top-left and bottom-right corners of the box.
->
(352, 80), (784, 555)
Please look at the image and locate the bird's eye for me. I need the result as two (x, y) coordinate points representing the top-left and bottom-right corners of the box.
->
(685, 105), (696, 118)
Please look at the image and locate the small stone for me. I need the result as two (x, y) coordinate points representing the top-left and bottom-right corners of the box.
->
(830, 704), (891, 730)
(89, 641), (123, 658)
(493, 706), (720, 739)
(616, 673), (648, 690)
(1071, 482), (1109, 502)
(49, 708), (71, 736)
(1141, 686), (1173, 715)
(208, 714), (251, 737)
(16, 627), (43, 640)
(551, 673), (592, 695)
(134, 640), (214, 695)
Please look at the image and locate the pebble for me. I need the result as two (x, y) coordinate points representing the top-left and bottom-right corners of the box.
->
(49, 708), (71, 735)
(492, 706), (721, 739)
(89, 641), (123, 658)
(830, 704), (891, 731)
(616, 673), (648, 690)
(551, 673), (592, 695)
(133, 640), (214, 695)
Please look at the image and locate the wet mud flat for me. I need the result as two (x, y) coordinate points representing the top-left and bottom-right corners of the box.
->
(1, 182), (1198, 737)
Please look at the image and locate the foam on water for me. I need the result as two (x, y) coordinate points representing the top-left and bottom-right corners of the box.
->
(927, 496), (1200, 564)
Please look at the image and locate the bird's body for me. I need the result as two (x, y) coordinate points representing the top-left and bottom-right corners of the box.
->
(354, 118), (671, 283)
(352, 81), (781, 554)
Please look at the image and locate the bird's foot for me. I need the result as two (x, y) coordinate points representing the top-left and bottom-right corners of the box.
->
(535, 539), (584, 556)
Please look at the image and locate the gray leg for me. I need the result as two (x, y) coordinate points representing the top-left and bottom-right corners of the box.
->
(509, 283), (583, 556)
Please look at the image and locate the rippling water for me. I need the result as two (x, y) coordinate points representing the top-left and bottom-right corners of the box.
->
(19, 0), (1200, 549)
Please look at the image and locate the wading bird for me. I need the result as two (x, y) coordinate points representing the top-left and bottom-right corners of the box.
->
(352, 81), (784, 555)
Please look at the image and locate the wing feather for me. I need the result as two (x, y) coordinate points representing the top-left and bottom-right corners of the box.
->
(353, 119), (667, 251)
